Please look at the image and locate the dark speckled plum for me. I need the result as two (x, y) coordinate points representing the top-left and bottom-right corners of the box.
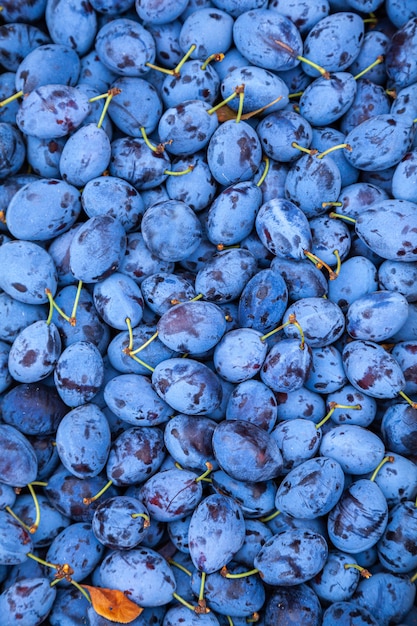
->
(342, 339), (406, 399)
(0, 382), (67, 436)
(91, 495), (150, 550)
(152, 357), (223, 415)
(283, 297), (345, 348)
(44, 466), (119, 522)
(355, 199), (417, 261)
(386, 17), (417, 89)
(157, 300), (227, 355)
(98, 547), (176, 607)
(0, 577), (56, 625)
(0, 424), (38, 488)
(319, 424), (385, 475)
(69, 215), (127, 283)
(6, 177), (81, 242)
(275, 456), (345, 519)
(345, 115), (415, 172)
(207, 119), (262, 185)
(105, 425), (165, 487)
(158, 100), (219, 156)
(195, 247), (258, 303)
(322, 601), (379, 626)
(233, 9), (303, 71)
(261, 338), (313, 393)
(141, 199), (202, 263)
(327, 479), (388, 554)
(265, 584), (323, 626)
(109, 136), (171, 190)
(377, 500), (417, 573)
(164, 413), (218, 471)
(255, 197), (312, 260)
(346, 290), (409, 342)
(55, 403), (111, 479)
(45, 522), (105, 584)
(188, 493), (246, 573)
(190, 562), (266, 617)
(15, 84), (90, 139)
(353, 571), (416, 626)
(95, 18), (155, 77)
(140, 467), (203, 522)
(54, 341), (104, 407)
(8, 320), (61, 384)
(238, 268), (288, 334)
(254, 528), (328, 585)
(212, 419), (283, 481)
(206, 180), (263, 247)
(302, 12), (364, 77)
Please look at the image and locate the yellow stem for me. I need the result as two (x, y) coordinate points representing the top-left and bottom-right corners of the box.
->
(83, 479), (113, 505)
(344, 563), (372, 578)
(354, 55), (384, 81)
(195, 462), (213, 482)
(164, 165), (194, 176)
(201, 52), (224, 71)
(291, 141), (316, 155)
(130, 330), (159, 355)
(45, 289), (71, 325)
(172, 592), (199, 612)
(370, 455), (395, 482)
(333, 249), (342, 277)
(207, 87), (242, 115)
(199, 571), (206, 603)
(399, 390), (417, 409)
(129, 353), (155, 372)
(317, 143), (351, 159)
(322, 201), (343, 209)
(69, 280), (83, 326)
(145, 62), (175, 76)
(5, 506), (32, 532)
(125, 317), (134, 352)
(0, 90), (24, 107)
(174, 44), (197, 75)
(235, 88), (245, 123)
(304, 250), (337, 280)
(27, 483), (41, 534)
(260, 509), (281, 523)
(329, 211), (357, 224)
(169, 559), (193, 577)
(221, 566), (259, 579)
(256, 156), (269, 187)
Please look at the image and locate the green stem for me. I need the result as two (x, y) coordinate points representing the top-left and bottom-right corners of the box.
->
(256, 156), (269, 187)
(370, 455), (394, 482)
(0, 90), (24, 107)
(260, 509), (281, 523)
(69, 280), (83, 326)
(201, 52), (224, 71)
(169, 559), (192, 577)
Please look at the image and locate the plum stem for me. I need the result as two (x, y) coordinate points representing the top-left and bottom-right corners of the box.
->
(201, 52), (224, 71)
(370, 455), (395, 482)
(316, 402), (362, 430)
(0, 89), (24, 108)
(275, 40), (330, 78)
(83, 479), (113, 505)
(353, 55), (384, 81)
(69, 280), (83, 326)
(256, 156), (270, 187)
(169, 559), (192, 577)
(344, 563), (372, 578)
(260, 509), (281, 523)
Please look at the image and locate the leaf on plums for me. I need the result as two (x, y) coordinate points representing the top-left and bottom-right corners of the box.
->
(82, 585), (143, 623)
